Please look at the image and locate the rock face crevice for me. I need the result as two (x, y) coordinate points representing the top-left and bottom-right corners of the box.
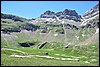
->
(39, 42), (48, 49)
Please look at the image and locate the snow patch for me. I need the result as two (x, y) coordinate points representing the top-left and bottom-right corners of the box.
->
(95, 28), (99, 34)
(82, 34), (85, 37)
(61, 21), (65, 24)
(54, 34), (58, 36)
(75, 36), (79, 40)
(85, 61), (90, 63)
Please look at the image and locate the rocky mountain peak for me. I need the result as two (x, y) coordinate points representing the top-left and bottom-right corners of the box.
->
(40, 10), (56, 19)
(80, 3), (99, 28)
(40, 9), (82, 22)
(83, 3), (99, 18)
(63, 9), (78, 16)
(43, 10), (55, 15)
(92, 3), (99, 10)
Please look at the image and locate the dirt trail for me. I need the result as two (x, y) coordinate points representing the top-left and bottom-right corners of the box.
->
(1, 48), (26, 54)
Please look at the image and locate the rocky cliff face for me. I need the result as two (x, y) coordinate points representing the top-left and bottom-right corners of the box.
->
(40, 9), (82, 22)
(83, 3), (99, 19)
(80, 3), (99, 28)
(40, 10), (56, 19)
(56, 9), (82, 22)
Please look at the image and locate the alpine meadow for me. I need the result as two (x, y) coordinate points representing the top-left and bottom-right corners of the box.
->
(1, 1), (99, 66)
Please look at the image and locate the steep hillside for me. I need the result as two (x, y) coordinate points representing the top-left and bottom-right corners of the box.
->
(1, 3), (99, 48)
(1, 13), (29, 22)
(1, 13), (40, 34)
(83, 3), (99, 19)
(80, 3), (99, 26)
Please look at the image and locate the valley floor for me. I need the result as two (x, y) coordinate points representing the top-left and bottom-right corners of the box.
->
(1, 47), (99, 66)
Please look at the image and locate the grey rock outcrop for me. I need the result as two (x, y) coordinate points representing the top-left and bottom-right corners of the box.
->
(40, 9), (82, 22)
(40, 10), (56, 19)
(81, 3), (99, 28)
(57, 9), (82, 22)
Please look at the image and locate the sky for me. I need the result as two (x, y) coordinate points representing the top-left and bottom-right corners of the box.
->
(1, 1), (99, 19)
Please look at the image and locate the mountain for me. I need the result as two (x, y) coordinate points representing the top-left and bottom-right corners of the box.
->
(40, 10), (55, 18)
(40, 9), (82, 22)
(1, 3), (99, 42)
(56, 9), (82, 22)
(1, 13), (29, 22)
(1, 3), (99, 66)
(1, 13), (40, 33)
(83, 3), (99, 19)
(80, 3), (99, 28)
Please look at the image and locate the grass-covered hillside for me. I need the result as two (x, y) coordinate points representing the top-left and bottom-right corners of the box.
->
(1, 13), (99, 66)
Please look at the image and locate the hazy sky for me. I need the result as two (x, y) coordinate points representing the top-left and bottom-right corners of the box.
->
(1, 1), (99, 19)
